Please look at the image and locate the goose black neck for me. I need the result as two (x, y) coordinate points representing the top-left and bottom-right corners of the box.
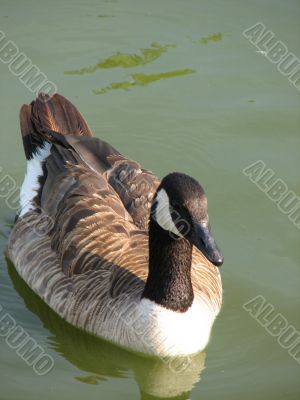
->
(142, 218), (194, 312)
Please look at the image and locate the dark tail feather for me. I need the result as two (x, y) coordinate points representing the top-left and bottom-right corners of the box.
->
(19, 103), (40, 160)
(19, 93), (93, 160)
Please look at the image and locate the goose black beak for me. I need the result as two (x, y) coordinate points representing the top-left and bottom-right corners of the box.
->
(190, 222), (224, 267)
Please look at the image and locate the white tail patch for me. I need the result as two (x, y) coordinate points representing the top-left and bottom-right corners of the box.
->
(19, 142), (51, 217)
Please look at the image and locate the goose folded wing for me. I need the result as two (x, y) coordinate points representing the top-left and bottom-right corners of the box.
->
(40, 142), (148, 280)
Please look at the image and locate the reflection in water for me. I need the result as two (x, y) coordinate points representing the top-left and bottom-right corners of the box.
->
(198, 33), (223, 44)
(93, 69), (196, 94)
(64, 43), (175, 75)
(7, 260), (206, 400)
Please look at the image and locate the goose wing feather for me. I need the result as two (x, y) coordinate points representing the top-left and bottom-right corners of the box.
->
(46, 131), (160, 230)
(36, 141), (149, 281)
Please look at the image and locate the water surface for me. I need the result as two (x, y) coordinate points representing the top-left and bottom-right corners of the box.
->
(0, 0), (299, 399)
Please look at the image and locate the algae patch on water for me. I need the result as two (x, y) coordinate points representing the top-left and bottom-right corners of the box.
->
(198, 33), (223, 44)
(75, 375), (102, 385)
(93, 69), (196, 94)
(64, 42), (175, 75)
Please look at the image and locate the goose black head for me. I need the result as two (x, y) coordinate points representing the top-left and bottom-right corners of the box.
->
(151, 172), (224, 267)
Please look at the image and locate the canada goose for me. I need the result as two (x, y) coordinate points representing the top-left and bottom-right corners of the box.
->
(8, 93), (223, 357)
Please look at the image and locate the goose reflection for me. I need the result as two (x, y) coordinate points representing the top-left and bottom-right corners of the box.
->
(7, 260), (206, 400)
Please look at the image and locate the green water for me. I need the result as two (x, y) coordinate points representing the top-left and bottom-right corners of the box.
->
(0, 0), (299, 399)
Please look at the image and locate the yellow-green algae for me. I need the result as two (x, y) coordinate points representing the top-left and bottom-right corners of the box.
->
(198, 33), (223, 44)
(64, 42), (175, 75)
(93, 69), (196, 95)
(76, 375), (102, 384)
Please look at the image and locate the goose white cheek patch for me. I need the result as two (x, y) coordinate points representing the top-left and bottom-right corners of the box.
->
(154, 188), (183, 237)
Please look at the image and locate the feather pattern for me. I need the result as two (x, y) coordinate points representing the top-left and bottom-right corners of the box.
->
(8, 94), (222, 357)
